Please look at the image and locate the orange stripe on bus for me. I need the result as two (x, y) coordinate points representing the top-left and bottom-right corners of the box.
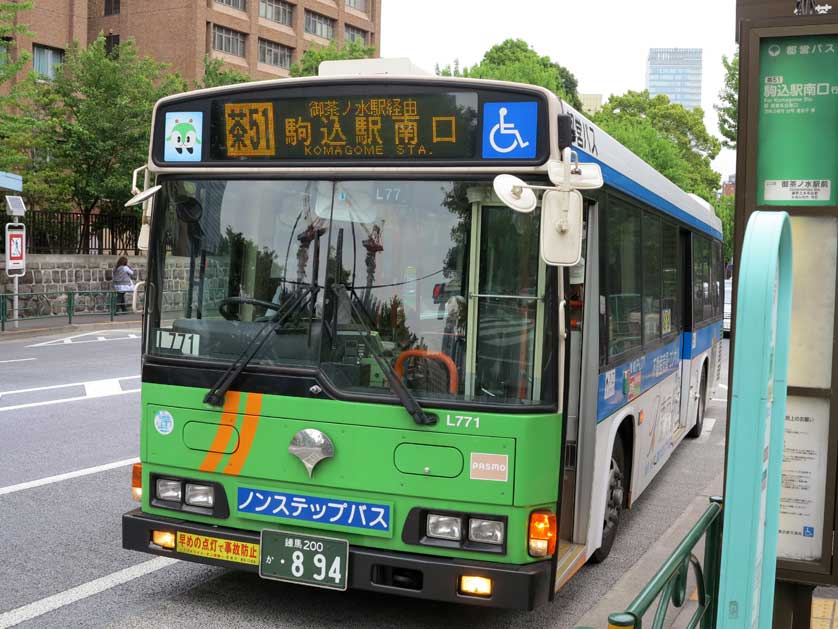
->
(223, 393), (263, 476)
(197, 391), (242, 473)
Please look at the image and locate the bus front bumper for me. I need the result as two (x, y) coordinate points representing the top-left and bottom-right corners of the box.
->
(122, 509), (552, 610)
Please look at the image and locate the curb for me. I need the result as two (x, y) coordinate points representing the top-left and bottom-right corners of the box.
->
(0, 318), (142, 341)
(573, 472), (724, 628)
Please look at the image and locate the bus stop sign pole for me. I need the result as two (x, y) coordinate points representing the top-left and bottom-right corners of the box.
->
(5, 222), (26, 329)
(717, 211), (793, 628)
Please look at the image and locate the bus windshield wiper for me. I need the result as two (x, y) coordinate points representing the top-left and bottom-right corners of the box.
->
(334, 283), (438, 427)
(203, 287), (316, 407)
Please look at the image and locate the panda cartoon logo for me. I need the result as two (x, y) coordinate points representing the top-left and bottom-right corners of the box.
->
(164, 112), (203, 162)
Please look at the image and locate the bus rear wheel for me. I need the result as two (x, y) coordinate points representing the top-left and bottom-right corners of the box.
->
(687, 369), (707, 439)
(589, 437), (625, 564)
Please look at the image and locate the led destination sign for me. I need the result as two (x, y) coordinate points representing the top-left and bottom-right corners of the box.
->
(209, 92), (479, 161)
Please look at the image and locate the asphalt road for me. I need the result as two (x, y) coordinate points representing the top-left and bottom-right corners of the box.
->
(0, 329), (729, 629)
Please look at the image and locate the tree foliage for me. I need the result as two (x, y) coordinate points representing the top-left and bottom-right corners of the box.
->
(289, 39), (376, 77)
(594, 90), (721, 201)
(714, 193), (735, 264)
(196, 55), (249, 89)
(0, 1), (32, 92)
(0, 35), (186, 246)
(438, 39), (582, 110)
(715, 50), (739, 149)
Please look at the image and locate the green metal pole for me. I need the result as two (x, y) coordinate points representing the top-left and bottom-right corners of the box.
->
(109, 291), (115, 321)
(1, 293), (5, 332)
(702, 497), (723, 629)
(67, 291), (74, 325)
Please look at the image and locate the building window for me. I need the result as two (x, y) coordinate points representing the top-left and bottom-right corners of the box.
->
(33, 45), (64, 80)
(344, 25), (368, 44)
(346, 0), (367, 11)
(104, 0), (120, 16)
(260, 0), (293, 25)
(212, 25), (246, 57)
(304, 11), (334, 39)
(216, 0), (246, 10)
(259, 38), (292, 68)
(105, 34), (120, 56)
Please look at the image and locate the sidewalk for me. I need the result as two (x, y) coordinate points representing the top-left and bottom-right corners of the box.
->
(574, 473), (724, 628)
(813, 590), (838, 629)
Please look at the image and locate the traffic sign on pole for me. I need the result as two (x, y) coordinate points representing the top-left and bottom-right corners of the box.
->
(5, 223), (26, 276)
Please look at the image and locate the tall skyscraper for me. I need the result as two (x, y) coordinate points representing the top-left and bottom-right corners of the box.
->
(646, 48), (703, 110)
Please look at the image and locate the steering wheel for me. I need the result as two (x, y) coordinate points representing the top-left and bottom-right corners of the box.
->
(218, 296), (281, 321)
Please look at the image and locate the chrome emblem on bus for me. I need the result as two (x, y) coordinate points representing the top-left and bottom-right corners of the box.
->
(288, 429), (335, 478)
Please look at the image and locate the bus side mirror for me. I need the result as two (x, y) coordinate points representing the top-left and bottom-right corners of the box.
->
(541, 189), (583, 266)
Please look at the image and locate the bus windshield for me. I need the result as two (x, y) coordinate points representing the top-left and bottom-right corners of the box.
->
(148, 178), (556, 407)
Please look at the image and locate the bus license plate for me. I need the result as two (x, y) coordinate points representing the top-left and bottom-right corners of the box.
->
(259, 529), (349, 591)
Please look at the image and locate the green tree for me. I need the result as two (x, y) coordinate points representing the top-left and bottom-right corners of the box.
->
(594, 90), (721, 201)
(289, 39), (376, 77)
(715, 50), (739, 149)
(196, 55), (249, 89)
(0, 35), (186, 250)
(0, 1), (32, 91)
(714, 193), (735, 264)
(439, 39), (581, 110)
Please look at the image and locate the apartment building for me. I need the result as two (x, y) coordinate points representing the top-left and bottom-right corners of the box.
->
(7, 0), (381, 86)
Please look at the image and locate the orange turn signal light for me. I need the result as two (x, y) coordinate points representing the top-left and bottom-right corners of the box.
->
(131, 463), (143, 502)
(152, 530), (176, 549)
(528, 511), (557, 557)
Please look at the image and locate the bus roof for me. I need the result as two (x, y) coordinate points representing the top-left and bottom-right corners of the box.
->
(560, 100), (722, 240)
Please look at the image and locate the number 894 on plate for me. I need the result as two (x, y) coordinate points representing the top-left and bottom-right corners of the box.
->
(259, 530), (349, 591)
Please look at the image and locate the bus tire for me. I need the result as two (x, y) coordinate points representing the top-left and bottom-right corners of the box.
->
(589, 436), (625, 564)
(687, 368), (707, 439)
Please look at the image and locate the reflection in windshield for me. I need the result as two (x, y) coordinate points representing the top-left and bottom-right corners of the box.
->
(149, 179), (555, 406)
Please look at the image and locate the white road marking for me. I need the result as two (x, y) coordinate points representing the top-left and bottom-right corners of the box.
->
(27, 330), (141, 348)
(0, 389), (140, 413)
(0, 375), (140, 413)
(83, 378), (125, 398)
(0, 358), (36, 364)
(712, 397), (727, 403)
(0, 375), (139, 398)
(0, 457), (139, 496)
(0, 557), (176, 628)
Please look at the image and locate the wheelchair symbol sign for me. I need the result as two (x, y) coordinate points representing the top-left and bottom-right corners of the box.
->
(482, 101), (538, 159)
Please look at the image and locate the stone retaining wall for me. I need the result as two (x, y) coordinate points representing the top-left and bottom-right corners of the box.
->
(0, 254), (148, 315)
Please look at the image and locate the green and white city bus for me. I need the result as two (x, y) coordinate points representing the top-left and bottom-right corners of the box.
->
(122, 60), (723, 610)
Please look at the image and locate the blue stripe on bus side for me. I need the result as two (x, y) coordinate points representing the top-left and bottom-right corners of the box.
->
(596, 322), (722, 422)
(596, 337), (682, 422)
(682, 321), (723, 360)
(575, 150), (723, 240)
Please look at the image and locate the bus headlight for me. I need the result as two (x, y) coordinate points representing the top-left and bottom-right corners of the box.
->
(426, 514), (462, 540)
(468, 518), (505, 545)
(185, 483), (215, 508)
(156, 478), (182, 502)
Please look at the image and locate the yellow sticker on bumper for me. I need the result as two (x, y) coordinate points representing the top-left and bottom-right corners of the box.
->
(177, 531), (259, 566)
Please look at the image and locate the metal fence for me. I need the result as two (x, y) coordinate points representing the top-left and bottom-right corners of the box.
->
(597, 498), (724, 629)
(0, 211), (141, 255)
(0, 288), (145, 331)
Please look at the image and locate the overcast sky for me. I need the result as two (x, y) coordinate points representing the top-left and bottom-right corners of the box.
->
(380, 0), (738, 179)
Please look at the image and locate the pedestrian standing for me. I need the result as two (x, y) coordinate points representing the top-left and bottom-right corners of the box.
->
(113, 256), (135, 313)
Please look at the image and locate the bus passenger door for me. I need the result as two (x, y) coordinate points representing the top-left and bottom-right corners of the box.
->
(678, 229), (695, 434)
(555, 199), (597, 589)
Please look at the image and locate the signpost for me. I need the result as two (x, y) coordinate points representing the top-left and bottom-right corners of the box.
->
(734, 4), (838, 626)
(4, 196), (26, 329)
(717, 211), (793, 629)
